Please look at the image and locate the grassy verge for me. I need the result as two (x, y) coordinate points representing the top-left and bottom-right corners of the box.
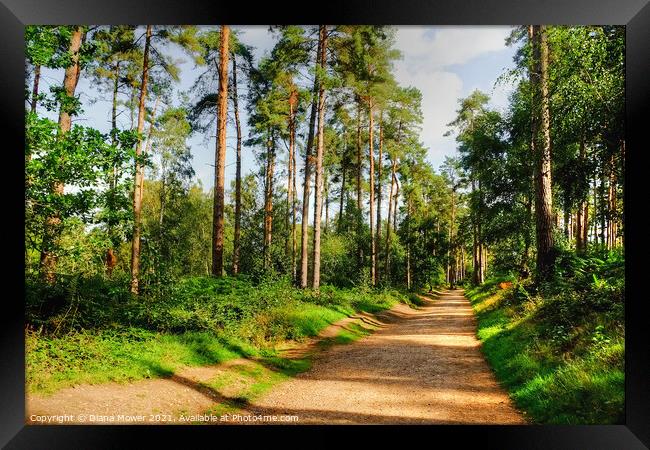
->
(26, 276), (417, 396)
(465, 270), (624, 424)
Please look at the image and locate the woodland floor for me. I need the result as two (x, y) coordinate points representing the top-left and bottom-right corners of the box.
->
(26, 290), (526, 425)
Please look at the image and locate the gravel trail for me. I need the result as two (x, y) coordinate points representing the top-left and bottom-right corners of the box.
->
(241, 289), (526, 424)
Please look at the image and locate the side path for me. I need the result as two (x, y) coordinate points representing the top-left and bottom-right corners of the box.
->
(241, 289), (527, 424)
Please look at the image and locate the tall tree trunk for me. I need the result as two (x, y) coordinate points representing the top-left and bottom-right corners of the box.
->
(564, 207), (570, 240)
(450, 188), (456, 288)
(324, 170), (330, 234)
(393, 178), (399, 233)
(461, 246), (465, 281)
(384, 158), (396, 281)
(406, 193), (412, 290)
(368, 98), (376, 287)
(593, 175), (598, 245)
(607, 153), (616, 250)
(477, 179), (484, 284)
(482, 245), (487, 281)
(520, 192), (533, 277)
(286, 110), (294, 257)
(288, 88), (298, 281)
(599, 164), (606, 246)
(446, 240), (450, 284)
(338, 160), (346, 232)
(299, 30), (322, 288)
(111, 62), (120, 132)
(620, 139), (625, 249)
(375, 113), (383, 282)
(31, 64), (41, 114)
(232, 53), (242, 275)
(211, 25), (230, 277)
(583, 200), (589, 248)
(264, 131), (275, 270)
(40, 26), (83, 284)
(471, 179), (479, 284)
(292, 139), (298, 280)
(531, 24), (555, 282)
(159, 161), (166, 228)
(434, 219), (438, 257)
(129, 25), (152, 294)
(105, 61), (122, 278)
(576, 132), (587, 254)
(311, 25), (328, 290)
(355, 98), (363, 268)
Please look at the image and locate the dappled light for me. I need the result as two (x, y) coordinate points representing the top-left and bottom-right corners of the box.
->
(24, 23), (624, 426)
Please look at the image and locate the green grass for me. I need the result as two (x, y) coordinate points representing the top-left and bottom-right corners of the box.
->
(335, 322), (376, 344)
(26, 328), (256, 395)
(26, 277), (412, 396)
(466, 274), (624, 424)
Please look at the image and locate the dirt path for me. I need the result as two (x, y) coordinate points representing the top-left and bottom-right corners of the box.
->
(26, 290), (526, 425)
(240, 289), (526, 424)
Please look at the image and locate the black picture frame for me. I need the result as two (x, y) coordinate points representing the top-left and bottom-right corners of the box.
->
(3, 0), (649, 447)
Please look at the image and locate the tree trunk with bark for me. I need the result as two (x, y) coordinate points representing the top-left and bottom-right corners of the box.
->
(211, 25), (230, 277)
(406, 193), (412, 290)
(471, 179), (479, 285)
(620, 139), (625, 249)
(288, 88), (298, 281)
(384, 158), (397, 281)
(338, 158), (346, 233)
(264, 131), (275, 270)
(104, 61), (122, 277)
(375, 113), (383, 282)
(299, 30), (322, 288)
(311, 25), (328, 290)
(393, 178), (399, 232)
(324, 170), (330, 234)
(607, 153), (617, 250)
(232, 53), (242, 275)
(368, 98), (376, 287)
(355, 98), (364, 269)
(31, 64), (41, 114)
(576, 133), (588, 254)
(475, 179), (484, 284)
(531, 24), (555, 282)
(450, 187), (456, 288)
(129, 25), (152, 294)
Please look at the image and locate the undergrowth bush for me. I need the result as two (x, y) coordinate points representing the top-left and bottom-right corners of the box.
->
(465, 250), (625, 424)
(26, 272), (416, 394)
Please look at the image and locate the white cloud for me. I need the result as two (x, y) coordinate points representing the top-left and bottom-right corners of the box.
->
(393, 26), (513, 169)
(394, 64), (462, 164)
(233, 26), (276, 63)
(395, 26), (511, 73)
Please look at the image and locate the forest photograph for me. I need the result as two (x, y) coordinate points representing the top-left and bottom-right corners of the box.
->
(24, 24), (625, 425)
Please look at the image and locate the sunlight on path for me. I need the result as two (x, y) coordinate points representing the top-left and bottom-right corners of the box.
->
(242, 289), (526, 424)
(26, 290), (526, 425)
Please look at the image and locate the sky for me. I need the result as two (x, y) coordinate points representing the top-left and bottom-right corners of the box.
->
(35, 25), (519, 194)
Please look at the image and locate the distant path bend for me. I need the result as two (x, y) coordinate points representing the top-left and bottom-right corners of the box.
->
(244, 289), (527, 424)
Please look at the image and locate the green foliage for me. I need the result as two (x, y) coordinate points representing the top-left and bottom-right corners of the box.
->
(25, 112), (139, 268)
(319, 233), (357, 286)
(26, 274), (412, 395)
(466, 258), (624, 423)
(26, 328), (254, 394)
(23, 26), (625, 421)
